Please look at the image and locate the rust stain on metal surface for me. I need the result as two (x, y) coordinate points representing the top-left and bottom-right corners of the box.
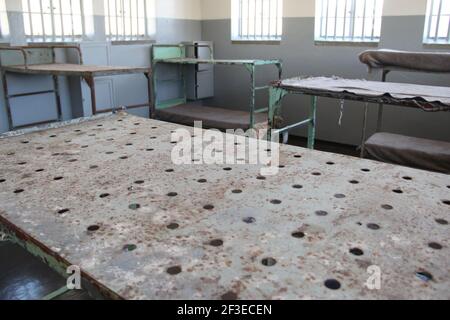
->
(0, 112), (449, 300)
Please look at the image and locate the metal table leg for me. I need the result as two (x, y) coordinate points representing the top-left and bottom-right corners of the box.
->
(2, 71), (14, 130)
(360, 103), (370, 157)
(308, 96), (317, 149)
(144, 72), (153, 118)
(83, 76), (96, 116)
(250, 65), (256, 129)
(376, 70), (390, 132)
(52, 75), (63, 121)
(268, 86), (286, 142)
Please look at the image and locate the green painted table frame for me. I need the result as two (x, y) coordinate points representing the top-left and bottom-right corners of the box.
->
(268, 86), (317, 149)
(151, 44), (283, 129)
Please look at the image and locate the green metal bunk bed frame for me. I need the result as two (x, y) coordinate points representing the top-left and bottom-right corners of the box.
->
(151, 43), (283, 129)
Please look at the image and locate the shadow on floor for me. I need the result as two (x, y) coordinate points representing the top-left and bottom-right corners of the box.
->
(288, 136), (360, 157)
(0, 242), (92, 300)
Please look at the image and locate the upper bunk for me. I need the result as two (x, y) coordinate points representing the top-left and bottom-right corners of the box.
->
(151, 44), (282, 69)
(151, 43), (283, 130)
(272, 76), (450, 112)
(359, 49), (450, 74)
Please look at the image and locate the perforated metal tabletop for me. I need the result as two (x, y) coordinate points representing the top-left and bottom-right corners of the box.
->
(0, 113), (449, 300)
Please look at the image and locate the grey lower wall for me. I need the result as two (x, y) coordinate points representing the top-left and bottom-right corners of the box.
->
(202, 16), (450, 145)
(2, 14), (449, 145)
(0, 18), (201, 134)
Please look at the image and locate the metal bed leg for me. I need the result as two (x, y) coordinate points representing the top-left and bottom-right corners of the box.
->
(83, 76), (97, 116)
(144, 72), (153, 118)
(151, 63), (158, 119)
(52, 75), (63, 121)
(250, 65), (256, 129)
(268, 87), (286, 142)
(376, 70), (389, 132)
(360, 103), (369, 158)
(308, 96), (317, 149)
(1, 71), (14, 130)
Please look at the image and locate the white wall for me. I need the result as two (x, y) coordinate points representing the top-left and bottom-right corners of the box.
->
(4, 0), (203, 19)
(201, 0), (429, 20)
(158, 0), (202, 20)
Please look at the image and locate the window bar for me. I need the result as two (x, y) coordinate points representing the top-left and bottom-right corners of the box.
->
(324, 0), (329, 39)
(275, 0), (279, 37)
(117, 0), (119, 40)
(254, 0), (257, 40)
(350, 0), (356, 39)
(268, 0), (271, 39)
(261, 0), (264, 39)
(59, 0), (65, 40)
(68, 0), (74, 39)
(144, 0), (148, 38)
(434, 0), (442, 41)
(129, 0), (133, 38)
(27, 0), (33, 40)
(426, 0), (434, 40)
(238, 0), (242, 38)
(247, 0), (250, 39)
(122, 0), (126, 39)
(319, 0), (323, 38)
(343, 0), (348, 40)
(371, 0), (377, 40)
(50, 0), (56, 41)
(333, 0), (338, 39)
(106, 0), (111, 38)
(447, 13), (450, 42)
(39, 0), (46, 41)
(361, 0), (367, 40)
(136, 0), (140, 37)
(80, 0), (86, 39)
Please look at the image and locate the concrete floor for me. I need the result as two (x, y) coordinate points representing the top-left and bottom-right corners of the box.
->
(0, 137), (357, 300)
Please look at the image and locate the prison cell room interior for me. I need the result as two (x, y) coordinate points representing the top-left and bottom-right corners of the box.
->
(0, 0), (449, 303)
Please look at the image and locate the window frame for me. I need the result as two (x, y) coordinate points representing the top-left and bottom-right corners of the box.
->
(0, 0), (9, 42)
(315, 0), (384, 44)
(104, 0), (156, 42)
(231, 0), (283, 42)
(21, 0), (93, 43)
(423, 0), (450, 45)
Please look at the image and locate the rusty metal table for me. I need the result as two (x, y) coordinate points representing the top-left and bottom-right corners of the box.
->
(0, 112), (449, 300)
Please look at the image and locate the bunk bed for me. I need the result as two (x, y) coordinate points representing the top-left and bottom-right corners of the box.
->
(151, 43), (282, 130)
(359, 49), (450, 173)
(0, 112), (449, 299)
(268, 76), (450, 170)
(0, 45), (151, 130)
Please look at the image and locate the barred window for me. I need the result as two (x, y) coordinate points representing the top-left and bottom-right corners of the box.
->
(231, 0), (283, 41)
(315, 0), (384, 42)
(22, 0), (93, 42)
(424, 0), (450, 44)
(105, 0), (156, 41)
(0, 0), (9, 41)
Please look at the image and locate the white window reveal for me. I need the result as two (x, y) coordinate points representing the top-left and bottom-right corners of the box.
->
(22, 0), (93, 42)
(232, 0), (283, 41)
(424, 0), (450, 44)
(315, 0), (384, 43)
(105, 0), (156, 41)
(0, 0), (9, 41)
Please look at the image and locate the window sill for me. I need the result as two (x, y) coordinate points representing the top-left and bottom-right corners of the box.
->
(314, 40), (379, 47)
(423, 42), (450, 49)
(231, 39), (281, 45)
(24, 41), (79, 45)
(110, 39), (155, 46)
